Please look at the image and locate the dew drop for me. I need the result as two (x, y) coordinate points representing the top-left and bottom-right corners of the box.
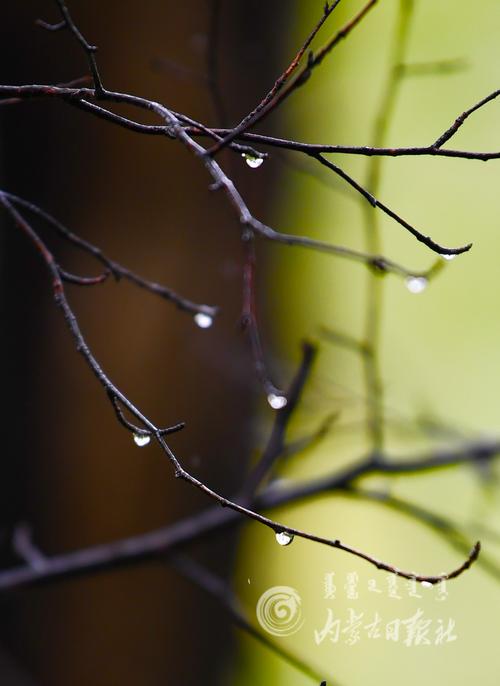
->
(442, 254), (456, 261)
(267, 393), (288, 410)
(242, 153), (264, 169)
(275, 531), (294, 546)
(405, 276), (428, 294)
(421, 580), (433, 588)
(133, 433), (151, 447)
(194, 312), (213, 329)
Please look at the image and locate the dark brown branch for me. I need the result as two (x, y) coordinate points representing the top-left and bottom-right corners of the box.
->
(0, 4), (495, 611)
(242, 341), (317, 496)
(258, 0), (379, 119)
(0, 191), (176, 458)
(5, 84), (500, 164)
(172, 109), (265, 159)
(36, 18), (66, 32)
(4, 192), (217, 318)
(59, 268), (110, 286)
(312, 153), (471, 256)
(0, 190), (479, 587)
(186, 127), (500, 162)
(206, 0), (341, 155)
(0, 85), (482, 257)
(2, 430), (496, 593)
(0, 87), (417, 269)
(433, 88), (500, 148)
(0, 76), (91, 107)
(345, 486), (500, 581)
(52, 0), (104, 95)
(109, 395), (185, 440)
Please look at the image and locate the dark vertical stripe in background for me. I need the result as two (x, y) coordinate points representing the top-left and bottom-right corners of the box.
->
(0, 2), (284, 684)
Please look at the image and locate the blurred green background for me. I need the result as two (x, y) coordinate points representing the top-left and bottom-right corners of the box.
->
(232, 1), (500, 684)
(1, 1), (500, 685)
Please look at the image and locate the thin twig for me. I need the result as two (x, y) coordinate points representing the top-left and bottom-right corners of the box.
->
(0, 2), (493, 609)
(258, 0), (379, 120)
(242, 341), (317, 496)
(4, 192), (217, 318)
(345, 486), (500, 581)
(0, 84), (483, 257)
(313, 152), (470, 256)
(186, 127), (500, 162)
(0, 192), (480, 586)
(206, 0), (341, 155)
(52, 0), (104, 95)
(0, 419), (495, 593)
(433, 88), (500, 148)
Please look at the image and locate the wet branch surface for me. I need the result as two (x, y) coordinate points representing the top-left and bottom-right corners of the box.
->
(1, 1), (500, 683)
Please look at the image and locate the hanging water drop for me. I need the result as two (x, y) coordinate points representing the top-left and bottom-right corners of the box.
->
(242, 153), (264, 169)
(275, 531), (294, 546)
(267, 393), (288, 410)
(405, 276), (428, 294)
(421, 580), (433, 588)
(442, 254), (456, 261)
(133, 433), (151, 447)
(194, 312), (213, 329)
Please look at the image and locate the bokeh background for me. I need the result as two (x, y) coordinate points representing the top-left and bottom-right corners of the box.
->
(1, 1), (500, 685)
(234, 2), (500, 685)
(0, 1), (282, 684)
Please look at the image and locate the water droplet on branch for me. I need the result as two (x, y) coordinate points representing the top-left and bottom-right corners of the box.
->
(275, 531), (294, 546)
(405, 276), (428, 294)
(267, 393), (288, 410)
(194, 312), (213, 329)
(421, 580), (433, 588)
(133, 433), (151, 447)
(242, 153), (264, 169)
(442, 254), (456, 261)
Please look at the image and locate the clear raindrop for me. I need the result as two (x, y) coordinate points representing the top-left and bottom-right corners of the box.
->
(194, 312), (213, 329)
(405, 276), (428, 294)
(267, 393), (288, 410)
(443, 254), (456, 261)
(242, 153), (264, 169)
(421, 580), (433, 588)
(275, 531), (294, 546)
(133, 433), (151, 447)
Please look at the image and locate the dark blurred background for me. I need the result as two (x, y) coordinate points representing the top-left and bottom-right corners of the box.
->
(0, 2), (286, 684)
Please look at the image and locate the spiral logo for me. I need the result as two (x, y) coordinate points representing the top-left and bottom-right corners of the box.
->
(256, 586), (304, 637)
